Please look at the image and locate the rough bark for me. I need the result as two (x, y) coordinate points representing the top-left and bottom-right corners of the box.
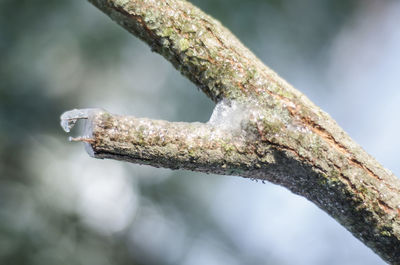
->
(63, 0), (400, 263)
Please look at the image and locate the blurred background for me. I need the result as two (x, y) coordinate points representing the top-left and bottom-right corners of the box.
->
(1, 0), (399, 264)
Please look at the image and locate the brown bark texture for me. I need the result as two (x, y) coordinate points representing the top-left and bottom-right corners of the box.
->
(62, 0), (400, 263)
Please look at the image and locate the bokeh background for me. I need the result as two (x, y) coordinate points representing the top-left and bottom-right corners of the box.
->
(1, 0), (399, 264)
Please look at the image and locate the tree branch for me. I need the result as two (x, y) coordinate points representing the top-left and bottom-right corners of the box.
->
(62, 0), (400, 263)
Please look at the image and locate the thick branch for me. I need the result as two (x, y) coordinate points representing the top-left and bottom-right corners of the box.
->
(64, 0), (400, 263)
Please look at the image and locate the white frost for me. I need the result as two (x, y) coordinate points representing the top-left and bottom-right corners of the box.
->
(208, 100), (248, 133)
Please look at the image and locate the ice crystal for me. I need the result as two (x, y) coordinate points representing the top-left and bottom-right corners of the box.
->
(60, 108), (103, 157)
(60, 108), (96, 133)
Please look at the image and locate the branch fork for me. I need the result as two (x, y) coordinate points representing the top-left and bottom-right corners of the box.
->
(61, 0), (400, 263)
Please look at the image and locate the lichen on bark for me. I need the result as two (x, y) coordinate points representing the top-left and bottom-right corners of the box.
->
(60, 0), (400, 263)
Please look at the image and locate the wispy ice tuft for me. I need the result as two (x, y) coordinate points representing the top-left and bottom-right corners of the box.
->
(208, 100), (247, 132)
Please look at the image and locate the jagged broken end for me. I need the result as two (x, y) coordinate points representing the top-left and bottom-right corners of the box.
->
(60, 108), (105, 157)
